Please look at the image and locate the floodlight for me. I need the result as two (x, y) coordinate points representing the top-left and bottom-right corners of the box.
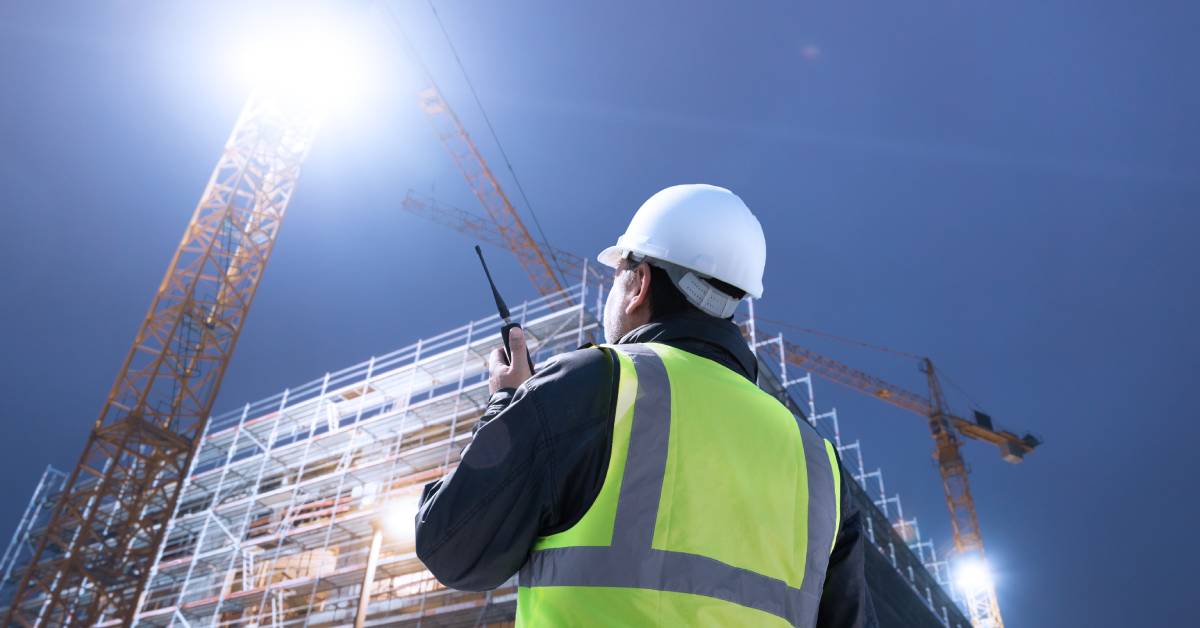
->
(382, 495), (420, 541)
(954, 557), (994, 593)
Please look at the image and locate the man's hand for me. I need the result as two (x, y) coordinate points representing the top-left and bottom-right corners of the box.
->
(488, 326), (532, 395)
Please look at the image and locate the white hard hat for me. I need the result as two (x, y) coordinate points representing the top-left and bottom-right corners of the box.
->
(598, 184), (766, 315)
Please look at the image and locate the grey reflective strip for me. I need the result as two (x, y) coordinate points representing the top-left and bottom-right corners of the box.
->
(523, 546), (818, 624)
(798, 421), (839, 621)
(521, 344), (833, 627)
(610, 343), (672, 551)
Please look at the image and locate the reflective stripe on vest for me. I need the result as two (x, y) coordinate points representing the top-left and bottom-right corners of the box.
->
(518, 343), (842, 627)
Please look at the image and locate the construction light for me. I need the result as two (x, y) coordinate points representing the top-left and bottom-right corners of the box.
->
(381, 494), (420, 541)
(233, 15), (375, 112)
(954, 557), (994, 594)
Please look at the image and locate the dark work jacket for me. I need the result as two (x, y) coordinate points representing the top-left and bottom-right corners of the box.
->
(415, 310), (877, 627)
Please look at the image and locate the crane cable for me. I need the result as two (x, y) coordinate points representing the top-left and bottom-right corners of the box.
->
(754, 315), (923, 360)
(938, 371), (987, 414)
(424, 0), (569, 285)
(755, 314), (990, 412)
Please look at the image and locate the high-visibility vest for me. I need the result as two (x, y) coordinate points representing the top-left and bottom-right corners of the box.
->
(516, 343), (843, 627)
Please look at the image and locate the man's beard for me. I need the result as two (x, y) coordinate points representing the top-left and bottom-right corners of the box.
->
(603, 316), (622, 345)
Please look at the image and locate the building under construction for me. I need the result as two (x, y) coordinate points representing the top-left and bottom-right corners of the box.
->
(1, 273), (971, 627)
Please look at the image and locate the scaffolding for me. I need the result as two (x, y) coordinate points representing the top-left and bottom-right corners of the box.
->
(0, 466), (66, 603)
(3, 275), (971, 626)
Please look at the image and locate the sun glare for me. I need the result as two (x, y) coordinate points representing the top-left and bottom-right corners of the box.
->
(233, 15), (375, 112)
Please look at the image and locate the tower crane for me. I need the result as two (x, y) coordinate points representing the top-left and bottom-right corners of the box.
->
(4, 95), (322, 625)
(774, 339), (1036, 628)
(397, 194), (1037, 628)
(415, 85), (566, 298)
(379, 5), (567, 298)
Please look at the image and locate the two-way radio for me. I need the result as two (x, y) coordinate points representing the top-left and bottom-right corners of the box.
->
(474, 245), (536, 375)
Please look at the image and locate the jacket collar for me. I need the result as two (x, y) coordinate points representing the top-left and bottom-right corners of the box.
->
(617, 310), (758, 383)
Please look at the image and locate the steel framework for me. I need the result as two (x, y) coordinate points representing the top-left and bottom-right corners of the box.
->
(0, 467), (66, 598)
(2, 94), (321, 626)
(138, 281), (600, 626)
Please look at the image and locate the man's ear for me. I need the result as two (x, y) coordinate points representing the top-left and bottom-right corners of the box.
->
(624, 262), (653, 316)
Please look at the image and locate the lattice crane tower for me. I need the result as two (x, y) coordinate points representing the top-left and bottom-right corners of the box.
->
(3, 93), (321, 625)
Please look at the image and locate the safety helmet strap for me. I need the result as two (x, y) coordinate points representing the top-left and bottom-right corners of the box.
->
(661, 263), (741, 319)
(623, 252), (741, 319)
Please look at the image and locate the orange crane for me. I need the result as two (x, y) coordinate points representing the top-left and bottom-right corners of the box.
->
(775, 338), (1035, 628)
(398, 195), (1037, 628)
(401, 192), (608, 286)
(4, 96), (322, 625)
(415, 85), (566, 298)
(4, 12), (562, 624)
(379, 5), (567, 299)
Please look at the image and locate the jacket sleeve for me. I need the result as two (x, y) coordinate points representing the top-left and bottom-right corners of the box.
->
(414, 347), (616, 591)
(817, 465), (879, 627)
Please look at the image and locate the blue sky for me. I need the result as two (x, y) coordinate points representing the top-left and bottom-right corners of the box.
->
(1, 1), (1197, 625)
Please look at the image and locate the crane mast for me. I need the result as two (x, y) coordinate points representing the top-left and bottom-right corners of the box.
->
(923, 359), (1005, 628)
(924, 358), (986, 554)
(3, 94), (321, 626)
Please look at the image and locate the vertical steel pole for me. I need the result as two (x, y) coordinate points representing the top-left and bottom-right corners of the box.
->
(354, 526), (384, 628)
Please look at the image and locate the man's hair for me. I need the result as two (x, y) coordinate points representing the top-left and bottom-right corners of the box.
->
(621, 258), (745, 319)
(646, 264), (694, 319)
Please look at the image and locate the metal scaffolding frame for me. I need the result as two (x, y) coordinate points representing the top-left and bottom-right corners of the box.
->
(122, 279), (601, 627)
(0, 467), (67, 601)
(3, 276), (970, 627)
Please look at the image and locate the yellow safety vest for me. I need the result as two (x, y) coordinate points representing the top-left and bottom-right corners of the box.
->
(516, 343), (842, 627)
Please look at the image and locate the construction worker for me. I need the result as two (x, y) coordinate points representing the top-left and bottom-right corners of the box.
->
(416, 184), (876, 626)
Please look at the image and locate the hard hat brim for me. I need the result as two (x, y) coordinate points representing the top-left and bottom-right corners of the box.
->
(597, 245), (624, 269)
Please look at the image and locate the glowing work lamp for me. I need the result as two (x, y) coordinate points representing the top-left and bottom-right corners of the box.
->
(951, 555), (1004, 628)
(954, 558), (994, 593)
(382, 495), (420, 541)
(356, 493), (421, 628)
